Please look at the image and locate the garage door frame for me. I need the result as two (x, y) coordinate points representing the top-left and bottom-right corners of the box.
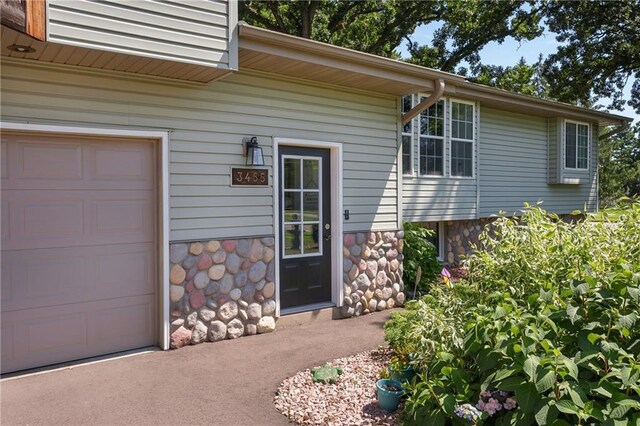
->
(1, 121), (171, 353)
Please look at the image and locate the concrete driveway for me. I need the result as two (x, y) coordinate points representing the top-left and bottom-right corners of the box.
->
(1, 310), (392, 425)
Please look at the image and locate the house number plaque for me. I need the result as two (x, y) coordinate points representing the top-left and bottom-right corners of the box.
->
(231, 168), (268, 186)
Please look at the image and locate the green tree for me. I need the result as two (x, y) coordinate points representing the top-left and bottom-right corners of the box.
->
(467, 56), (549, 98)
(599, 123), (640, 207)
(239, 0), (543, 70)
(542, 0), (640, 114)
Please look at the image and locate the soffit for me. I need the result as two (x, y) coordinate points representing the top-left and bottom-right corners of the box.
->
(0, 25), (230, 83)
(238, 24), (464, 96)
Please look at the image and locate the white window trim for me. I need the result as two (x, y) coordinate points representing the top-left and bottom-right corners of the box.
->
(401, 94), (415, 177)
(449, 98), (476, 179)
(436, 222), (445, 262)
(417, 95), (447, 178)
(562, 119), (590, 171)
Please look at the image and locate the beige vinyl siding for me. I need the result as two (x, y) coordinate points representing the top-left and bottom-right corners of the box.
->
(0, 59), (398, 241)
(403, 99), (478, 222)
(47, 0), (233, 68)
(479, 108), (597, 216)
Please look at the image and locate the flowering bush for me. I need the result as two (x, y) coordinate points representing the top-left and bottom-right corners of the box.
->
(398, 201), (640, 425)
(475, 390), (517, 416)
(454, 404), (482, 423)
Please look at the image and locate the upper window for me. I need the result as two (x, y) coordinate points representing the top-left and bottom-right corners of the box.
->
(565, 121), (589, 170)
(450, 101), (474, 177)
(419, 99), (445, 176)
(401, 95), (413, 175)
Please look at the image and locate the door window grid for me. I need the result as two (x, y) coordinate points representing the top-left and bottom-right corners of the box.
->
(282, 156), (322, 259)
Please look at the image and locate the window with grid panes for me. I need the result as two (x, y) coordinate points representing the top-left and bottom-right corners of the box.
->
(450, 101), (474, 177)
(401, 95), (413, 175)
(419, 99), (445, 176)
(565, 121), (589, 169)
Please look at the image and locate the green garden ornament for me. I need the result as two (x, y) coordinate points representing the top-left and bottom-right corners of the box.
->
(311, 364), (343, 384)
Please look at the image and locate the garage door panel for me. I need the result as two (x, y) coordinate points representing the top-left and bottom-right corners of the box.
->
(2, 134), (155, 191)
(93, 244), (156, 301)
(4, 190), (155, 250)
(95, 198), (153, 238)
(2, 243), (155, 312)
(23, 199), (85, 239)
(1, 200), (9, 241)
(1, 295), (155, 373)
(1, 323), (15, 365)
(1, 139), (8, 178)
(92, 144), (153, 183)
(92, 298), (155, 349)
(19, 142), (83, 180)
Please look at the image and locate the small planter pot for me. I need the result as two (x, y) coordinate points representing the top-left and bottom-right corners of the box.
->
(376, 379), (404, 412)
(390, 364), (415, 383)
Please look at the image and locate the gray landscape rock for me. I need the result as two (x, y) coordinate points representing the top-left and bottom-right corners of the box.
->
(208, 321), (227, 342)
(257, 316), (276, 333)
(226, 319), (244, 339)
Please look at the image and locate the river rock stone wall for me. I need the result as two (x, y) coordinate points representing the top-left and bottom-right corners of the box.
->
(444, 218), (495, 264)
(341, 231), (405, 318)
(169, 237), (276, 349)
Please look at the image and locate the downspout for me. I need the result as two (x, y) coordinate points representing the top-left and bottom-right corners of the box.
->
(401, 79), (446, 125)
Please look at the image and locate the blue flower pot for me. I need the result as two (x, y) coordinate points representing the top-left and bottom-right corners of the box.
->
(390, 365), (415, 383)
(376, 379), (404, 412)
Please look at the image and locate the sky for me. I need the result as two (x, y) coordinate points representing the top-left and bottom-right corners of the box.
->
(398, 22), (638, 124)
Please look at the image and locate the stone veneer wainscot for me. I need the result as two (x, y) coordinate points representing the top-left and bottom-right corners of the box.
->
(340, 230), (405, 317)
(443, 218), (495, 264)
(168, 237), (276, 348)
(168, 231), (405, 348)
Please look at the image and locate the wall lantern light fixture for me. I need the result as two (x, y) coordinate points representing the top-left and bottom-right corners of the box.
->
(243, 136), (264, 166)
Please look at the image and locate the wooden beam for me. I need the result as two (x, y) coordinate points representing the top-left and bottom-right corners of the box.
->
(26, 0), (46, 41)
(0, 0), (45, 41)
(401, 79), (445, 125)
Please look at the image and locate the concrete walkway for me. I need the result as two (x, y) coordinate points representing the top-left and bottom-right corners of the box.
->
(1, 310), (393, 425)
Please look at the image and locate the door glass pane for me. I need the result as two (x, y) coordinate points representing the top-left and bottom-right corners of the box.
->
(303, 192), (319, 221)
(303, 159), (319, 189)
(284, 192), (301, 222)
(284, 158), (301, 189)
(303, 224), (320, 254)
(284, 224), (301, 256)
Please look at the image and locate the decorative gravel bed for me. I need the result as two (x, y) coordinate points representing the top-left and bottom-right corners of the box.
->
(274, 347), (401, 425)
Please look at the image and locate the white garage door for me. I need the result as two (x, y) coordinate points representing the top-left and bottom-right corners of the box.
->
(1, 132), (157, 374)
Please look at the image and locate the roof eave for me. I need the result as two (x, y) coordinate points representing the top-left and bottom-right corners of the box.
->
(238, 24), (633, 126)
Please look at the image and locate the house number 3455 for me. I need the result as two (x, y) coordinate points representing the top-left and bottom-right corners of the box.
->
(231, 168), (269, 186)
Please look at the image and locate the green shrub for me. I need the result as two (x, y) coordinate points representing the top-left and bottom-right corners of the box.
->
(403, 222), (441, 291)
(398, 201), (640, 425)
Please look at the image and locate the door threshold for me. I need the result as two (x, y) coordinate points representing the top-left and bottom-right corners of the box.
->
(280, 302), (335, 316)
(277, 303), (338, 329)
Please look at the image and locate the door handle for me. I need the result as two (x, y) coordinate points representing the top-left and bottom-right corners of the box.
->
(323, 223), (331, 241)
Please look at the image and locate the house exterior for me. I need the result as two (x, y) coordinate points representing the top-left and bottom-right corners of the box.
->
(0, 0), (630, 374)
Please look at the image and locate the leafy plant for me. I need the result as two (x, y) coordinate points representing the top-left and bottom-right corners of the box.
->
(403, 222), (441, 292)
(397, 201), (640, 425)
